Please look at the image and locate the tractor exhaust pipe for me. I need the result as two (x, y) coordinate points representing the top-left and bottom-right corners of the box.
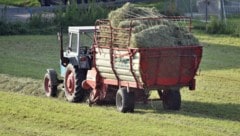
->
(58, 28), (69, 66)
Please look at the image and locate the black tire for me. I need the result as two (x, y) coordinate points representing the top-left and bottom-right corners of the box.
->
(116, 88), (135, 113)
(160, 88), (181, 110)
(64, 64), (87, 102)
(43, 69), (58, 97)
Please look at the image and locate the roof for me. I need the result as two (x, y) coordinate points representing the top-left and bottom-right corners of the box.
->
(68, 26), (96, 33)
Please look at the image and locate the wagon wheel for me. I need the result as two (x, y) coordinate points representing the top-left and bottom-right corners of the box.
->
(43, 69), (58, 97)
(64, 64), (87, 102)
(116, 88), (135, 113)
(158, 88), (181, 110)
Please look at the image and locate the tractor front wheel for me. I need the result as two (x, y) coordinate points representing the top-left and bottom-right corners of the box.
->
(43, 69), (58, 97)
(116, 88), (135, 113)
(64, 64), (87, 102)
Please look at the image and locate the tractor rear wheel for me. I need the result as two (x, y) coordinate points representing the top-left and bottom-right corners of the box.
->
(116, 88), (135, 113)
(64, 64), (87, 102)
(43, 69), (58, 97)
(159, 88), (181, 110)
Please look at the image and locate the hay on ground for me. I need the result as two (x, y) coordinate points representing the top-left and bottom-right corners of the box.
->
(0, 74), (65, 99)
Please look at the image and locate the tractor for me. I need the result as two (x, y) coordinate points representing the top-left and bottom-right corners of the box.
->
(44, 26), (93, 102)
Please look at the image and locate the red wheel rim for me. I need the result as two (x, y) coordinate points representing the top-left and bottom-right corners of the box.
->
(44, 76), (51, 93)
(66, 71), (75, 94)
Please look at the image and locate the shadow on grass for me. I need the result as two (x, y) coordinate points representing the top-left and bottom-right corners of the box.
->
(200, 43), (240, 71)
(134, 100), (240, 122)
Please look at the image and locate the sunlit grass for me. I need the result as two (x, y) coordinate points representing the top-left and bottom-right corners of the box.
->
(0, 35), (63, 79)
(0, 91), (239, 136)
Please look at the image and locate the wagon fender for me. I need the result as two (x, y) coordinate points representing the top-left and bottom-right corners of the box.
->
(82, 68), (98, 90)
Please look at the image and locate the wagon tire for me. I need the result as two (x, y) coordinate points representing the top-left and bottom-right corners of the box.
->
(44, 70), (58, 97)
(161, 88), (181, 110)
(64, 64), (87, 102)
(116, 88), (135, 113)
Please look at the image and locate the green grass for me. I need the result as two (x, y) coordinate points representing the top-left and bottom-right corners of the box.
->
(0, 32), (240, 135)
(0, 0), (39, 7)
(0, 35), (62, 79)
(0, 91), (239, 136)
(227, 17), (240, 36)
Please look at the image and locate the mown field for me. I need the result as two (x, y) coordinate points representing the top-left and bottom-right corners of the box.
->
(0, 31), (240, 135)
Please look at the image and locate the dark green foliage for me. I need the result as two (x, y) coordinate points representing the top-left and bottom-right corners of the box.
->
(206, 17), (234, 34)
(0, 2), (110, 35)
(54, 2), (110, 29)
(0, 21), (28, 35)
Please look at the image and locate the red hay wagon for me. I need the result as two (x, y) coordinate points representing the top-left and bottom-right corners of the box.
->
(81, 17), (203, 112)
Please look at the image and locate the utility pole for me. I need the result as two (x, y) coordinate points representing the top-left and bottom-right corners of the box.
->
(220, 0), (226, 24)
(164, 0), (166, 15)
(175, 0), (178, 12)
(205, 0), (209, 31)
(205, 0), (208, 24)
(189, 0), (193, 18)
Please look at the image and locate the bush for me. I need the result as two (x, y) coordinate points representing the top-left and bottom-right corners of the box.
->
(54, 2), (110, 29)
(206, 17), (234, 34)
(0, 21), (28, 35)
(27, 13), (57, 34)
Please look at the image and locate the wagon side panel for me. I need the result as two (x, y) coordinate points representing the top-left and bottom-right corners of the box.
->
(139, 46), (202, 88)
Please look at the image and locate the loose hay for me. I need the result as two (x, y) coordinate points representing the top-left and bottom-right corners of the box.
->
(0, 74), (65, 99)
(99, 3), (200, 48)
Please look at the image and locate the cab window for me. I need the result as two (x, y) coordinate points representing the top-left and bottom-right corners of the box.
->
(69, 33), (78, 53)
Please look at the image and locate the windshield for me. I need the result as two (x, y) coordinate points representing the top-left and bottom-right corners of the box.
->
(79, 31), (94, 48)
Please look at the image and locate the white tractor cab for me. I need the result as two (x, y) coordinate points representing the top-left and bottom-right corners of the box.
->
(44, 26), (95, 102)
(60, 26), (95, 77)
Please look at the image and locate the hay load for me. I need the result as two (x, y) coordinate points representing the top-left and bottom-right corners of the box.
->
(131, 25), (175, 48)
(108, 3), (161, 27)
(102, 3), (199, 48)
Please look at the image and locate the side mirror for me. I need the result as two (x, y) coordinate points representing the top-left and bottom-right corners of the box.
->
(57, 32), (61, 41)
